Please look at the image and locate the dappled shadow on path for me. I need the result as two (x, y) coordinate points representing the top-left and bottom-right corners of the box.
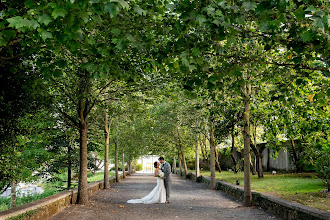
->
(51, 173), (280, 220)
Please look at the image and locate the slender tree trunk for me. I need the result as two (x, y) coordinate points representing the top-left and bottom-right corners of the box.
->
(214, 148), (221, 172)
(231, 127), (238, 173)
(68, 143), (72, 188)
(200, 138), (206, 160)
(172, 156), (176, 174)
(252, 123), (258, 176)
(128, 159), (132, 175)
(104, 112), (111, 189)
(115, 119), (119, 182)
(77, 114), (88, 205)
(243, 82), (252, 207)
(195, 120), (200, 180)
(177, 127), (188, 178)
(203, 136), (208, 160)
(122, 149), (126, 178)
(290, 137), (301, 172)
(11, 180), (16, 208)
(209, 120), (216, 190)
(178, 151), (183, 176)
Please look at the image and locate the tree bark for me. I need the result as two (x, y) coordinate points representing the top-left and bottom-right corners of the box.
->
(214, 148), (221, 173)
(122, 149), (126, 178)
(243, 82), (252, 206)
(128, 159), (132, 175)
(77, 108), (88, 205)
(104, 112), (112, 189)
(290, 137), (301, 172)
(11, 180), (16, 208)
(178, 151), (183, 176)
(177, 127), (188, 178)
(231, 127), (238, 173)
(172, 156), (176, 174)
(209, 120), (216, 190)
(195, 120), (200, 180)
(115, 119), (119, 182)
(68, 143), (72, 188)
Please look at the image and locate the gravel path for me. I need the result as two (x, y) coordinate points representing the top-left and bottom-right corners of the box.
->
(51, 173), (280, 220)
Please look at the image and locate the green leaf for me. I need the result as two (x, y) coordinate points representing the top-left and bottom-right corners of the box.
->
(30, 19), (40, 29)
(111, 28), (121, 35)
(110, 0), (130, 10)
(192, 47), (200, 56)
(258, 21), (268, 32)
(2, 30), (16, 40)
(133, 5), (146, 16)
(41, 30), (53, 41)
(38, 14), (52, 26)
(304, 6), (316, 12)
(243, 1), (257, 11)
(300, 31), (313, 42)
(7, 16), (24, 28)
(105, 2), (119, 18)
(294, 8), (305, 21)
(52, 8), (68, 19)
(314, 17), (324, 29)
(0, 35), (8, 47)
(196, 15), (207, 24)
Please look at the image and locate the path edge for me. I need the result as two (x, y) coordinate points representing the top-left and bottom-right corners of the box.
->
(183, 172), (330, 220)
(0, 172), (130, 220)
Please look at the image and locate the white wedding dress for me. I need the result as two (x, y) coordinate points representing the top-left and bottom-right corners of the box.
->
(127, 171), (166, 204)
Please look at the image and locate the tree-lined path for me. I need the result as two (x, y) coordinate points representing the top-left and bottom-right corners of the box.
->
(51, 174), (279, 220)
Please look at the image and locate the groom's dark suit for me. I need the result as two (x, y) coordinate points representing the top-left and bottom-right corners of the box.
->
(161, 161), (172, 201)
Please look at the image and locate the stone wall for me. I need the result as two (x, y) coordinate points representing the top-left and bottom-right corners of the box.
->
(0, 173), (129, 220)
(187, 173), (330, 220)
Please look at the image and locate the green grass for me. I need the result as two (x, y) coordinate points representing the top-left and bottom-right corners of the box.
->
(0, 171), (115, 212)
(87, 171), (114, 183)
(193, 170), (329, 211)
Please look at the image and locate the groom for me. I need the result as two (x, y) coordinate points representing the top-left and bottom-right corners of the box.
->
(159, 156), (171, 203)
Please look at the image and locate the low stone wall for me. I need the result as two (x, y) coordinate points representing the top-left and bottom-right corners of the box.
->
(186, 172), (330, 220)
(0, 173), (128, 220)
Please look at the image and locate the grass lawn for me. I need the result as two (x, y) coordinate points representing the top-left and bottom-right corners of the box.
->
(0, 171), (114, 212)
(192, 170), (329, 212)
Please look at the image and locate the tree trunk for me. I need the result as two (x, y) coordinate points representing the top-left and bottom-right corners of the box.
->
(172, 156), (177, 174)
(195, 120), (200, 180)
(11, 180), (16, 208)
(209, 120), (216, 190)
(77, 112), (88, 205)
(231, 127), (238, 173)
(214, 148), (221, 173)
(177, 127), (188, 178)
(122, 149), (126, 178)
(178, 151), (183, 176)
(68, 143), (72, 188)
(128, 159), (132, 175)
(104, 112), (111, 189)
(115, 119), (119, 182)
(243, 82), (252, 207)
(290, 137), (301, 172)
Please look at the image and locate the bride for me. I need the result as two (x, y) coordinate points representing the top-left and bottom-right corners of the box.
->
(127, 161), (166, 204)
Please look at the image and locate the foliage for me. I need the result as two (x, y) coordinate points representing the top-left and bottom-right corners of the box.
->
(135, 164), (143, 171)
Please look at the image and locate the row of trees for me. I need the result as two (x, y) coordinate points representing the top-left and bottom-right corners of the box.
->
(1, 0), (329, 208)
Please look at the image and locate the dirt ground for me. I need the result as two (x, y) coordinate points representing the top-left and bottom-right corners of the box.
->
(50, 173), (280, 220)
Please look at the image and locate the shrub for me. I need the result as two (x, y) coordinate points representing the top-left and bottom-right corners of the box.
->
(110, 164), (127, 171)
(135, 164), (142, 171)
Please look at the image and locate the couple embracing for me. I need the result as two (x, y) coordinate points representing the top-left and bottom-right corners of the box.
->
(127, 157), (172, 204)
